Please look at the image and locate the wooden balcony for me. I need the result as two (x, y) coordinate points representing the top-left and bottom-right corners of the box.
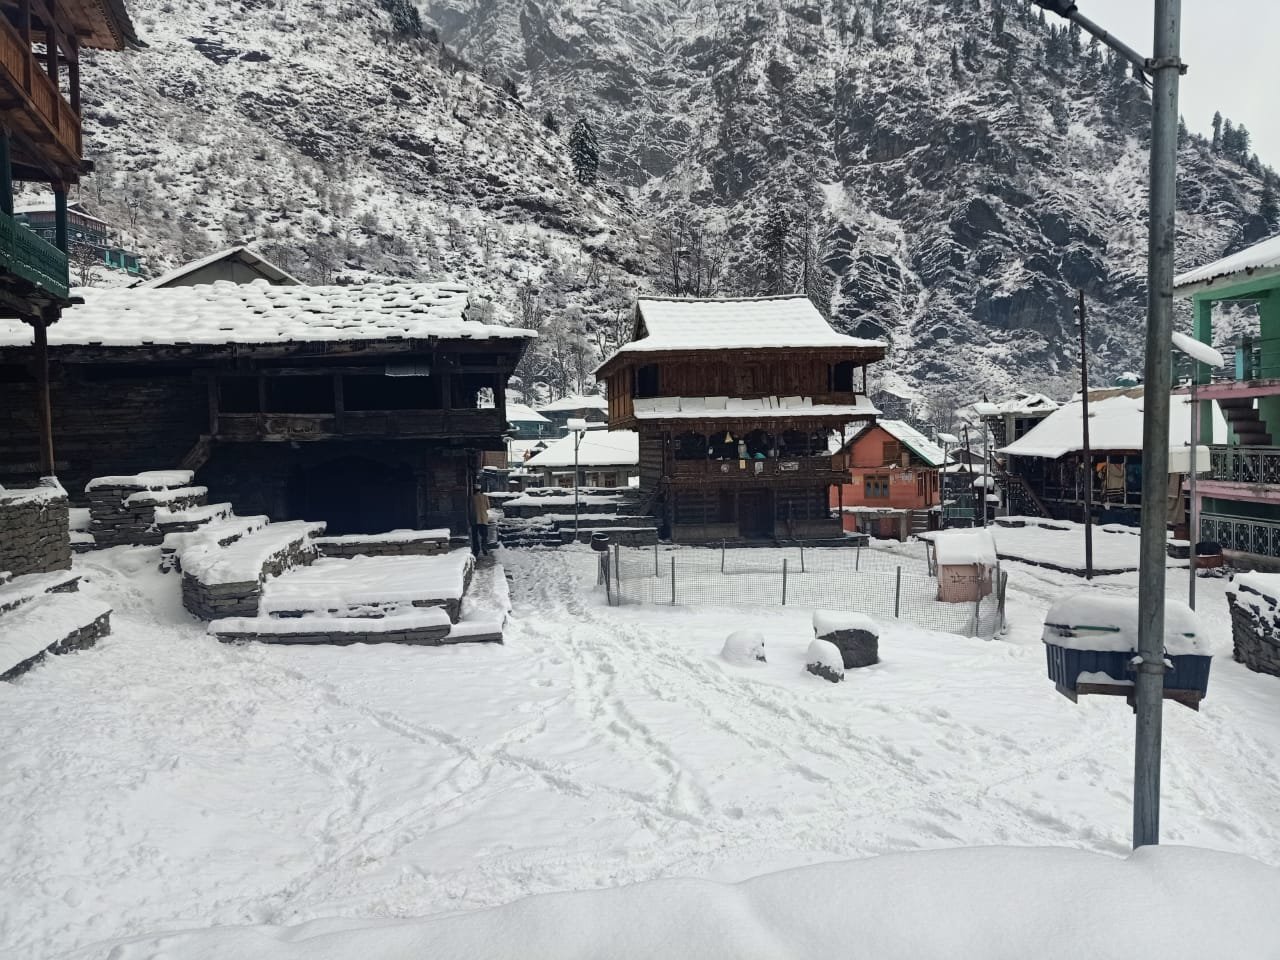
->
(0, 14), (82, 180)
(215, 408), (504, 442)
(669, 456), (848, 485)
(0, 206), (68, 299)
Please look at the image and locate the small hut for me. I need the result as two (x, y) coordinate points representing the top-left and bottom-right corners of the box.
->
(926, 528), (997, 603)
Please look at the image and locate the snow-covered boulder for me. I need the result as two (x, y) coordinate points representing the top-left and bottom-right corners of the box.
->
(806, 638), (844, 683)
(813, 611), (879, 669)
(722, 630), (766, 664)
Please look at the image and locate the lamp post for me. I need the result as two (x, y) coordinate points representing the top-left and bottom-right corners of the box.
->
(567, 417), (588, 540)
(1032, 0), (1185, 849)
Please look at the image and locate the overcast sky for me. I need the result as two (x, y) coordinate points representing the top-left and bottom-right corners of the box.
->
(1100, 1), (1278, 165)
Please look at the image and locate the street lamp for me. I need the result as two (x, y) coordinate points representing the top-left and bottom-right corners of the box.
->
(1033, 0), (1185, 849)
(567, 417), (589, 540)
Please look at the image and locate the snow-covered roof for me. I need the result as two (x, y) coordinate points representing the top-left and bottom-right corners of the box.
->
(136, 246), (302, 288)
(971, 392), (1060, 417)
(633, 395), (879, 421)
(612, 295), (884, 357)
(1174, 232), (1280, 295)
(874, 420), (946, 467)
(13, 195), (109, 225)
(538, 393), (609, 412)
(524, 430), (639, 469)
(1171, 332), (1226, 369)
(0, 281), (536, 348)
(506, 402), (550, 424)
(1000, 390), (1226, 460)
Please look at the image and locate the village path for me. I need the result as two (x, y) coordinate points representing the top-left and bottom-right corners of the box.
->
(2, 545), (1279, 958)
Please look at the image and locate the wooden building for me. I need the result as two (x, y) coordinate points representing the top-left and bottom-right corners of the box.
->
(0, 281), (534, 535)
(1, 0), (137, 476)
(523, 428), (639, 488)
(596, 295), (884, 543)
(136, 245), (300, 288)
(14, 194), (140, 275)
(831, 419), (945, 540)
(537, 393), (608, 437)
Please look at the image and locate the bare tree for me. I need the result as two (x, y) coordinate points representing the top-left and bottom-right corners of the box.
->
(69, 242), (100, 287)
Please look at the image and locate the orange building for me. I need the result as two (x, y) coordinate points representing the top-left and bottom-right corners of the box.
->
(832, 420), (946, 539)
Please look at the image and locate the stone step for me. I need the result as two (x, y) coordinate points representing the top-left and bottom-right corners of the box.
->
(0, 568), (80, 615)
(181, 520), (326, 620)
(1, 592), (112, 681)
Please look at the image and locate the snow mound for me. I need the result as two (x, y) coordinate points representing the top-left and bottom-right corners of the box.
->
(805, 638), (844, 683)
(812, 611), (879, 638)
(1171, 331), (1226, 369)
(95, 846), (1280, 959)
(721, 630), (766, 664)
(85, 470), (193, 491)
(1043, 594), (1209, 655)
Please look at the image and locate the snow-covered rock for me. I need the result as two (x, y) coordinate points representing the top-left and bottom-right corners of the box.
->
(813, 611), (880, 669)
(812, 611), (879, 639)
(721, 630), (766, 665)
(805, 638), (845, 683)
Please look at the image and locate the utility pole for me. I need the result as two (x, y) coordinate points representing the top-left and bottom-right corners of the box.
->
(1032, 0), (1185, 849)
(1078, 289), (1094, 580)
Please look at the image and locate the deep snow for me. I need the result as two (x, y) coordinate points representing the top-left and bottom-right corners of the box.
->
(2, 543), (1279, 957)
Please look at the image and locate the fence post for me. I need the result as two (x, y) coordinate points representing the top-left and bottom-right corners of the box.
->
(721, 538), (726, 573)
(856, 545), (861, 571)
(782, 558), (788, 606)
(894, 566), (902, 619)
(973, 595), (982, 638)
(670, 555), (676, 605)
(613, 542), (621, 605)
(800, 544), (805, 573)
(999, 570), (1009, 632)
(654, 541), (659, 577)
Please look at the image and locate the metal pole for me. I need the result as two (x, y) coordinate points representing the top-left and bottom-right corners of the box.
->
(670, 555), (676, 605)
(1133, 0), (1183, 850)
(1188, 379), (1198, 609)
(983, 419), (990, 526)
(782, 558), (788, 605)
(574, 430), (581, 540)
(894, 565), (902, 618)
(1079, 289), (1094, 580)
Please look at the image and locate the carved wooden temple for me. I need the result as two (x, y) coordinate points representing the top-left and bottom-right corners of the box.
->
(0, 282), (535, 534)
(596, 296), (885, 544)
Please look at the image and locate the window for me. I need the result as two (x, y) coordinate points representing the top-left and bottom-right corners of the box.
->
(344, 374), (442, 411)
(218, 376), (259, 413)
(708, 430), (737, 460)
(264, 376), (334, 413)
(744, 429), (775, 460)
(864, 474), (890, 499)
(634, 364), (660, 399)
(674, 431), (707, 461)
(882, 441), (902, 466)
(830, 360), (856, 392)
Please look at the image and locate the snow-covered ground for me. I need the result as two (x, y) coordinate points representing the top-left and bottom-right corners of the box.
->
(3, 543), (1280, 957)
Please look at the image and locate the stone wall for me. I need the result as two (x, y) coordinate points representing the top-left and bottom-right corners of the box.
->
(210, 621), (453, 646)
(89, 482), (207, 548)
(314, 536), (451, 559)
(0, 483), (72, 577)
(1226, 584), (1280, 678)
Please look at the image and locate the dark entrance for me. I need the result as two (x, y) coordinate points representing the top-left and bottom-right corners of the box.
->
(290, 455), (419, 535)
(737, 489), (774, 539)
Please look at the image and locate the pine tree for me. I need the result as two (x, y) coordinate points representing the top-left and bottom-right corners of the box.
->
(542, 111), (560, 134)
(951, 44), (962, 80)
(378, 0), (422, 39)
(1211, 111), (1223, 153)
(1261, 176), (1280, 231)
(568, 117), (600, 186)
(1222, 118), (1237, 158)
(760, 203), (790, 294)
(1177, 115), (1188, 147)
(1049, 98), (1069, 135)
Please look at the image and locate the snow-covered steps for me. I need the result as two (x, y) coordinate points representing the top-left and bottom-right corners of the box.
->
(153, 501), (233, 535)
(560, 525), (660, 547)
(0, 568), (80, 615)
(313, 528), (452, 559)
(86, 470), (206, 548)
(208, 608), (454, 646)
(180, 520), (325, 620)
(261, 550), (474, 621)
(0, 592), (112, 681)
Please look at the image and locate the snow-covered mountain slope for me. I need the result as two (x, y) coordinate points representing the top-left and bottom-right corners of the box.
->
(63, 0), (646, 399)
(55, 0), (1279, 402)
(423, 0), (1278, 398)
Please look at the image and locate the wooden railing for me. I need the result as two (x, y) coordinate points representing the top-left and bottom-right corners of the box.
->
(0, 14), (81, 166)
(0, 208), (69, 299)
(216, 408), (503, 442)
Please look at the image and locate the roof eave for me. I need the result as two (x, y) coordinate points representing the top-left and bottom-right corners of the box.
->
(1175, 262), (1280, 300)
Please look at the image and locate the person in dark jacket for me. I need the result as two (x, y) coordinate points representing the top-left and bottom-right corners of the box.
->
(471, 485), (492, 556)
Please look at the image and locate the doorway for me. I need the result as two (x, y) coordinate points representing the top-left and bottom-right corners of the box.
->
(290, 455), (418, 535)
(737, 489), (774, 540)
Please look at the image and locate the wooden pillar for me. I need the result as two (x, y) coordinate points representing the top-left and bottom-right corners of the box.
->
(45, 1), (59, 86)
(32, 315), (55, 476)
(67, 34), (80, 114)
(20, 0), (31, 87)
(333, 373), (345, 433)
(53, 183), (67, 252)
(206, 375), (219, 436)
(0, 127), (11, 216)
